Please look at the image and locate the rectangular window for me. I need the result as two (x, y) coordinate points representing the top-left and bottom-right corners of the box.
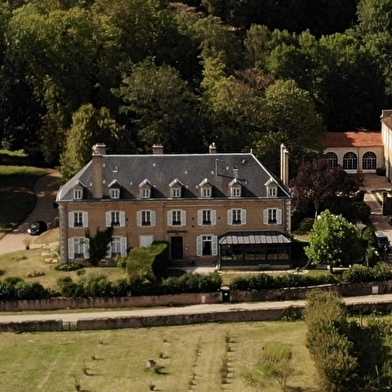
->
(141, 188), (150, 198)
(168, 210), (185, 226)
(172, 210), (181, 225)
(269, 209), (277, 223)
(107, 237), (127, 257)
(110, 188), (120, 199)
(172, 188), (181, 198)
(197, 235), (218, 256)
(264, 208), (282, 225)
(74, 189), (82, 199)
(232, 209), (242, 224)
(202, 187), (211, 197)
(232, 187), (241, 197)
(74, 212), (83, 227)
(137, 210), (156, 227)
(68, 237), (89, 259)
(106, 211), (125, 227)
(142, 210), (151, 226)
(203, 210), (211, 225)
(268, 187), (277, 197)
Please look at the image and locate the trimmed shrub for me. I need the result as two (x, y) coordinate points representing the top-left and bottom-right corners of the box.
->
(230, 273), (338, 291)
(0, 277), (51, 300)
(341, 263), (392, 283)
(54, 263), (84, 271)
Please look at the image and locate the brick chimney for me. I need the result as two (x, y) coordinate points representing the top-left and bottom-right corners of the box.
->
(153, 144), (164, 154)
(92, 143), (105, 199)
(209, 142), (217, 154)
(280, 144), (289, 187)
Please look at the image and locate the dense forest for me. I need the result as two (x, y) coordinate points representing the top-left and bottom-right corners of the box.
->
(0, 0), (391, 178)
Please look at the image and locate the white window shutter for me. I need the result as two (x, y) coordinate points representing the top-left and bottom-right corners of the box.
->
(211, 210), (217, 225)
(197, 210), (202, 225)
(137, 211), (142, 227)
(84, 238), (90, 259)
(120, 211), (126, 227)
(106, 242), (112, 258)
(167, 210), (172, 226)
(227, 209), (232, 225)
(212, 236), (218, 256)
(121, 237), (127, 257)
(263, 209), (269, 224)
(181, 210), (186, 226)
(151, 211), (156, 226)
(105, 212), (111, 227)
(277, 209), (282, 224)
(82, 211), (88, 227)
(196, 236), (202, 256)
(68, 238), (75, 259)
(68, 212), (74, 228)
(241, 209), (247, 225)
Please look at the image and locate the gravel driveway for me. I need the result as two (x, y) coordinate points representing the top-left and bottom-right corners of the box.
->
(0, 171), (61, 255)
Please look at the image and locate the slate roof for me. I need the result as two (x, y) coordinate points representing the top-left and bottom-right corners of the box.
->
(322, 131), (383, 148)
(57, 153), (291, 201)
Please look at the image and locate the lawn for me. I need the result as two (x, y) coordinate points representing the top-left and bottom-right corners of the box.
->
(0, 247), (126, 291)
(0, 150), (51, 240)
(0, 321), (318, 392)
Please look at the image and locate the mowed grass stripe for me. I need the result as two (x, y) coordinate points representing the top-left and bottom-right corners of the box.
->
(0, 322), (317, 392)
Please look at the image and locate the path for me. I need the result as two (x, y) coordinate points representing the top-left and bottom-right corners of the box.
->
(0, 294), (391, 324)
(0, 171), (61, 255)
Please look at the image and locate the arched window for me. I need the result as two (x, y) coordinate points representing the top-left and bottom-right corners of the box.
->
(343, 152), (357, 170)
(325, 152), (338, 168)
(362, 151), (376, 170)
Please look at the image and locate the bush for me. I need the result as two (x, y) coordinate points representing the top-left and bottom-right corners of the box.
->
(341, 263), (392, 283)
(230, 273), (338, 291)
(0, 277), (51, 300)
(54, 263), (84, 271)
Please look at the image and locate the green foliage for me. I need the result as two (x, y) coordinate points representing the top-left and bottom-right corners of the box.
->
(257, 345), (295, 389)
(305, 210), (363, 269)
(123, 241), (169, 280)
(54, 263), (84, 271)
(230, 272), (338, 291)
(85, 226), (113, 266)
(341, 262), (392, 283)
(0, 277), (51, 300)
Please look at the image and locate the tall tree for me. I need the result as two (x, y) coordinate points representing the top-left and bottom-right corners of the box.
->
(289, 158), (359, 216)
(117, 58), (204, 153)
(305, 210), (363, 272)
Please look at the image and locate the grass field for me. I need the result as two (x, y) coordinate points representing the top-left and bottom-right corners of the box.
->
(0, 321), (318, 392)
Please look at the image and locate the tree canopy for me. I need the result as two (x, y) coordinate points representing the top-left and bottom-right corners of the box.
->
(305, 210), (363, 271)
(0, 0), (389, 174)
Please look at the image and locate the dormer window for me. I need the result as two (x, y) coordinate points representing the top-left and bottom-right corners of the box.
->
(268, 187), (277, 197)
(108, 180), (121, 199)
(229, 179), (242, 197)
(73, 181), (85, 200)
(265, 178), (278, 198)
(139, 179), (152, 199)
(74, 189), (83, 200)
(110, 188), (120, 199)
(169, 179), (183, 198)
(199, 178), (212, 198)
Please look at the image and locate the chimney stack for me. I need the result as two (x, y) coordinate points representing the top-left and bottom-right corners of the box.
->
(233, 165), (239, 179)
(280, 144), (289, 187)
(209, 142), (217, 154)
(153, 144), (164, 154)
(92, 143), (106, 199)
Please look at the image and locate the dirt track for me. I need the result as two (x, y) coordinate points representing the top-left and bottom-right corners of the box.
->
(0, 171), (61, 255)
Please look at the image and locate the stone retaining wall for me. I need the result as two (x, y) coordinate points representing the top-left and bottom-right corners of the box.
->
(0, 280), (390, 313)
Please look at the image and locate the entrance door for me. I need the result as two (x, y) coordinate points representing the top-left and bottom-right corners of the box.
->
(171, 236), (183, 259)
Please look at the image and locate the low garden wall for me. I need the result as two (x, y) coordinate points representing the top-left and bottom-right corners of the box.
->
(0, 280), (391, 312)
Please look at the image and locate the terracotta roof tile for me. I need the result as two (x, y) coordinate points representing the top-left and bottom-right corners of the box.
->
(322, 131), (383, 148)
